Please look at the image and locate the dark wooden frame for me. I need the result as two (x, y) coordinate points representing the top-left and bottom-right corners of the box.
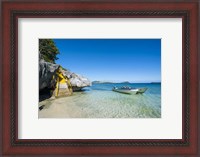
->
(1, 0), (199, 156)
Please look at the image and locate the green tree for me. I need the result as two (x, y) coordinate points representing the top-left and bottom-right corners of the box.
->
(39, 39), (60, 63)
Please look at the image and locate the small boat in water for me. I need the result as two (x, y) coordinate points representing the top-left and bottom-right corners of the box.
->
(112, 86), (148, 94)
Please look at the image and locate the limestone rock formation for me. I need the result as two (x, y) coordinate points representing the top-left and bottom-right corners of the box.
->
(39, 53), (91, 101)
(61, 69), (92, 91)
(39, 59), (59, 90)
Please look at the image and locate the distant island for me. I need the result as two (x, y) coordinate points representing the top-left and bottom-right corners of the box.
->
(151, 82), (161, 84)
(121, 81), (130, 84)
(92, 81), (130, 84)
(92, 81), (161, 84)
(92, 81), (113, 84)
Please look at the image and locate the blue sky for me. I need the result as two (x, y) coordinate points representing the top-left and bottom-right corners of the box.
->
(54, 39), (161, 83)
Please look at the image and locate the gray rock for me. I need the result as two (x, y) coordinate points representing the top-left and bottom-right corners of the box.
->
(61, 69), (72, 79)
(70, 73), (92, 91)
(39, 59), (59, 90)
(39, 53), (91, 92)
(61, 70), (91, 91)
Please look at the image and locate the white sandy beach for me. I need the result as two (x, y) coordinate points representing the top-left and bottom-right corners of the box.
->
(39, 96), (88, 118)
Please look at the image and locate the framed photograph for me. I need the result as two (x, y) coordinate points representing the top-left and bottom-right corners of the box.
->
(1, 0), (199, 155)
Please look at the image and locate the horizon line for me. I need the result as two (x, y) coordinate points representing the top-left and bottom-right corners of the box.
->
(91, 80), (161, 83)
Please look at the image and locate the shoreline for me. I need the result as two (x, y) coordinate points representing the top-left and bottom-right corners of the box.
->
(39, 94), (86, 118)
(39, 84), (161, 118)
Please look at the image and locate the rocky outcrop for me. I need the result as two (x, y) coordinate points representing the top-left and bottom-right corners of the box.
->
(39, 58), (59, 90)
(61, 69), (92, 91)
(39, 56), (60, 101)
(39, 54), (91, 94)
(70, 73), (92, 91)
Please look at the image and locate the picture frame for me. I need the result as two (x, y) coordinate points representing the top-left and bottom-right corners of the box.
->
(1, 0), (199, 155)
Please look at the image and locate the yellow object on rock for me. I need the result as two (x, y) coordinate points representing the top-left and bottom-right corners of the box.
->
(54, 67), (73, 97)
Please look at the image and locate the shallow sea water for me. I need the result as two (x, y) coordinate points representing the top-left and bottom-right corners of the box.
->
(39, 83), (161, 118)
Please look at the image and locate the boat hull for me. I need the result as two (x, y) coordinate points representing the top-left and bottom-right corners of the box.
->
(112, 89), (137, 94)
(112, 88), (148, 94)
(136, 88), (148, 94)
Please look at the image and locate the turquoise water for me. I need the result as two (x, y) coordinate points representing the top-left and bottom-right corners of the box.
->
(65, 83), (161, 118)
(39, 83), (161, 118)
